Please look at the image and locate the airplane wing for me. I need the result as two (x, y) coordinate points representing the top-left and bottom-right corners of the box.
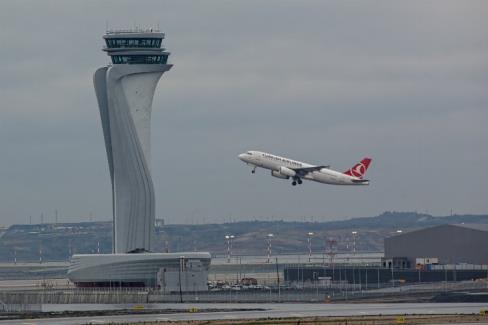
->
(291, 165), (329, 176)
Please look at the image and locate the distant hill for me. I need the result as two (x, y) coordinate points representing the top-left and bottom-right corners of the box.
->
(314, 211), (488, 229)
(0, 212), (486, 262)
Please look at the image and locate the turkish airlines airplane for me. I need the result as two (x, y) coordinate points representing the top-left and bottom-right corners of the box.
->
(238, 151), (372, 186)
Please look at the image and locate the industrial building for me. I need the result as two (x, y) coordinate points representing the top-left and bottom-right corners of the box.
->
(385, 224), (488, 267)
(285, 223), (488, 285)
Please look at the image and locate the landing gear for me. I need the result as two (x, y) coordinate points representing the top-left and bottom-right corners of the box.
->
(251, 167), (256, 174)
(292, 177), (302, 186)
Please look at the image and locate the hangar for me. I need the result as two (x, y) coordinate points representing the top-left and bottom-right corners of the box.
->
(384, 224), (488, 267)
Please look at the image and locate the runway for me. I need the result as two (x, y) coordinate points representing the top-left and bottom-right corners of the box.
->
(2, 303), (488, 324)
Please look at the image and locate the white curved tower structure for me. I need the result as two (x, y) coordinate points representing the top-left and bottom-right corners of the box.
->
(94, 29), (172, 253)
(68, 29), (211, 289)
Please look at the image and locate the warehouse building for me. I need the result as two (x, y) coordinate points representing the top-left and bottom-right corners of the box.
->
(384, 224), (488, 267)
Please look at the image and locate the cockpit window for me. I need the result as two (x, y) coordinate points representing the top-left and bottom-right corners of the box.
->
(247, 151), (252, 155)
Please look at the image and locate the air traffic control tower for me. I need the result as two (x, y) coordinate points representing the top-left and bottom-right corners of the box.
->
(94, 29), (172, 253)
(67, 29), (211, 288)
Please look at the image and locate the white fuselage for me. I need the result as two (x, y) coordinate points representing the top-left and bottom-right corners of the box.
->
(238, 151), (369, 185)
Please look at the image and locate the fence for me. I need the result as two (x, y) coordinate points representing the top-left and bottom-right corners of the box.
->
(0, 280), (486, 306)
(284, 265), (488, 287)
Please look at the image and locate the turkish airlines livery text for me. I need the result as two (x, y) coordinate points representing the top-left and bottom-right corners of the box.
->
(238, 151), (372, 186)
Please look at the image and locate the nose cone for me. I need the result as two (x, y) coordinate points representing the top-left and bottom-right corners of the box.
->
(238, 153), (246, 161)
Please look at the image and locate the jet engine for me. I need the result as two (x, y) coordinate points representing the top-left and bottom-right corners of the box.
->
(271, 170), (289, 179)
(279, 166), (296, 177)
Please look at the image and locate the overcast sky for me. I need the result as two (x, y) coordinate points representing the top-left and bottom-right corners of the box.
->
(0, 1), (487, 226)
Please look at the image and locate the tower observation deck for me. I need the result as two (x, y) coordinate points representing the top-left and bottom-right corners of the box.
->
(94, 28), (172, 254)
(103, 29), (170, 65)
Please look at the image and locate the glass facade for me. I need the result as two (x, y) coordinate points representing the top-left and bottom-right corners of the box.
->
(111, 54), (168, 64)
(105, 38), (162, 48)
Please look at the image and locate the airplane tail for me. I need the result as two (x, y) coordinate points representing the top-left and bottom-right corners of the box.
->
(343, 158), (372, 179)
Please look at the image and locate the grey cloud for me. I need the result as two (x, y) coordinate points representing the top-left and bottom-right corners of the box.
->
(0, 0), (487, 225)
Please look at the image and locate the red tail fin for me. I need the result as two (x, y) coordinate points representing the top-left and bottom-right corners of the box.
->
(343, 158), (372, 179)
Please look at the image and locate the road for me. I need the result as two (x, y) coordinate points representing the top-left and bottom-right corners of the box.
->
(2, 303), (488, 324)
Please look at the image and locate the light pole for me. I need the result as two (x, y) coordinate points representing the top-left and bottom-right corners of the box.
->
(307, 232), (314, 262)
(326, 239), (337, 264)
(266, 233), (274, 263)
(225, 235), (235, 263)
(68, 240), (72, 261)
(351, 231), (358, 255)
(178, 256), (184, 303)
(383, 230), (402, 288)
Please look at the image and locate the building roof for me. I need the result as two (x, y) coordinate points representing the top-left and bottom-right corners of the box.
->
(392, 223), (488, 238)
(453, 223), (488, 232)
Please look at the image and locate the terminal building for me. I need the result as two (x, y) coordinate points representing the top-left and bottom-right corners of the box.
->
(67, 29), (211, 289)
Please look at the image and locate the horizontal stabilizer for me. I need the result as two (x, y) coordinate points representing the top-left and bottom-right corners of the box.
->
(351, 179), (369, 183)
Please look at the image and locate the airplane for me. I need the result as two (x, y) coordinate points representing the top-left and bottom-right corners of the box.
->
(238, 150), (372, 186)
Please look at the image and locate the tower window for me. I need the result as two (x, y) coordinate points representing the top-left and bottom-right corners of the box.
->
(105, 38), (163, 49)
(111, 54), (169, 64)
